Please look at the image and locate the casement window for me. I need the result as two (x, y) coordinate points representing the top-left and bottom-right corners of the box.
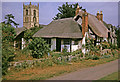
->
(44, 39), (51, 45)
(63, 39), (70, 45)
(74, 40), (78, 45)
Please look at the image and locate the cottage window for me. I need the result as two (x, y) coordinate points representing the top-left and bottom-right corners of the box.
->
(63, 39), (70, 45)
(44, 39), (51, 47)
(74, 40), (78, 45)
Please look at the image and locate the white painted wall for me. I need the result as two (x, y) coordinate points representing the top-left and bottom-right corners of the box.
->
(22, 38), (25, 50)
(61, 45), (70, 52)
(71, 40), (82, 52)
(82, 32), (88, 54)
(77, 18), (82, 25)
(103, 37), (108, 42)
(51, 38), (56, 51)
(71, 45), (78, 52)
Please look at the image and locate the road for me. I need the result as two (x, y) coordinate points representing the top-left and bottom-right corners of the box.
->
(48, 59), (118, 80)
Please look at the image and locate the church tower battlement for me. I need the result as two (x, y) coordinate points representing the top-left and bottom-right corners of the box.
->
(23, 2), (39, 29)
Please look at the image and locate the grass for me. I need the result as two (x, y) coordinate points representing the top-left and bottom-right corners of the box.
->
(99, 72), (118, 80)
(3, 53), (118, 80)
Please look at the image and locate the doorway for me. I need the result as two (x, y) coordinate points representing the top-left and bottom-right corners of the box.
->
(56, 38), (61, 52)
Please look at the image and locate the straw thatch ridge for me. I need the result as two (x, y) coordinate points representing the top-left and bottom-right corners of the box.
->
(33, 18), (83, 38)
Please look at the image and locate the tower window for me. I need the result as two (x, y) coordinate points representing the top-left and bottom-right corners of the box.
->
(33, 10), (36, 16)
(33, 17), (36, 22)
(26, 9), (28, 15)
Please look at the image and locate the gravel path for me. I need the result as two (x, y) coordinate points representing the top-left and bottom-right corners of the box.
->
(48, 59), (118, 80)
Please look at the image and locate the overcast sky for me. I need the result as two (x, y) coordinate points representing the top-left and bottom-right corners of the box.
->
(2, 2), (118, 27)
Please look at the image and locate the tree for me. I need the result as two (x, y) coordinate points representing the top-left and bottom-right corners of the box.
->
(28, 38), (50, 58)
(2, 14), (18, 75)
(2, 23), (16, 75)
(53, 2), (81, 20)
(3, 14), (19, 27)
(116, 25), (120, 48)
(24, 26), (43, 42)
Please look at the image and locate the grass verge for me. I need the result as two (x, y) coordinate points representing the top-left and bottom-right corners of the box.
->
(3, 53), (118, 80)
(99, 72), (118, 80)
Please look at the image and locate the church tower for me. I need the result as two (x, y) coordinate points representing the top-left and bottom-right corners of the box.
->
(23, 2), (39, 29)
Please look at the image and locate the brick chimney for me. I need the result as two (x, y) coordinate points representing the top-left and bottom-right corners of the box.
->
(96, 11), (100, 21)
(100, 11), (103, 22)
(30, 2), (31, 5)
(82, 10), (88, 36)
(75, 5), (80, 16)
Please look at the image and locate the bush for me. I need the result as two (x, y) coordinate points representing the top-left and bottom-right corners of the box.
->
(72, 57), (77, 62)
(92, 55), (100, 60)
(85, 55), (93, 60)
(110, 44), (118, 49)
(101, 42), (110, 49)
(28, 38), (50, 58)
(62, 47), (71, 56)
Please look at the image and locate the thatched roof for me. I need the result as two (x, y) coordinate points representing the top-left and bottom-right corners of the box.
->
(88, 14), (109, 38)
(75, 10), (109, 38)
(15, 27), (26, 38)
(33, 18), (83, 38)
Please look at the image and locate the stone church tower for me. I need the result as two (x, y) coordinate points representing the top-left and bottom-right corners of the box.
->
(23, 2), (39, 29)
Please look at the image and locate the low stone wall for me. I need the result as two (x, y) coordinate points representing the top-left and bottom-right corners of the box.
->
(9, 49), (111, 69)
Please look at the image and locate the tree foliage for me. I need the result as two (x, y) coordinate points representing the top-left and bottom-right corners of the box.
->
(24, 27), (42, 42)
(28, 38), (50, 58)
(3, 14), (19, 27)
(53, 2), (80, 20)
(116, 26), (120, 48)
(82, 36), (100, 56)
(2, 22), (16, 75)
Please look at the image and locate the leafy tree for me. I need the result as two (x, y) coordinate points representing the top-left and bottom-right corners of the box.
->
(28, 38), (50, 58)
(2, 14), (18, 75)
(1, 22), (16, 75)
(53, 2), (81, 20)
(24, 27), (43, 42)
(116, 25), (120, 48)
(3, 14), (19, 27)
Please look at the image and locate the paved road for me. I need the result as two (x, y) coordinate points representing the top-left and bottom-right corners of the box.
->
(48, 59), (118, 80)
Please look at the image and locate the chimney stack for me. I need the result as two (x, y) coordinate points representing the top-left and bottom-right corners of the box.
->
(82, 10), (88, 36)
(100, 11), (103, 22)
(38, 3), (39, 7)
(97, 11), (100, 21)
(75, 5), (80, 16)
(30, 2), (31, 5)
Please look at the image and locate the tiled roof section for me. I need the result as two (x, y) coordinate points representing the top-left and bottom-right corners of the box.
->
(33, 18), (83, 38)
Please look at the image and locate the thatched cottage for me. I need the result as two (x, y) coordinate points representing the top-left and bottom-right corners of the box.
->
(33, 5), (117, 52)
(14, 3), (117, 52)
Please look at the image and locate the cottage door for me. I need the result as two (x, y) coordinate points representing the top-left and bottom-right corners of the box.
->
(56, 38), (61, 52)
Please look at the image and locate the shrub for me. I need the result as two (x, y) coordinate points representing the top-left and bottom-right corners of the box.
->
(62, 47), (71, 56)
(92, 55), (100, 60)
(28, 38), (50, 58)
(71, 57), (77, 62)
(85, 55), (93, 60)
(101, 42), (110, 49)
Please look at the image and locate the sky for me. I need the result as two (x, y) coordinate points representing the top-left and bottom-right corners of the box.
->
(2, 2), (118, 27)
